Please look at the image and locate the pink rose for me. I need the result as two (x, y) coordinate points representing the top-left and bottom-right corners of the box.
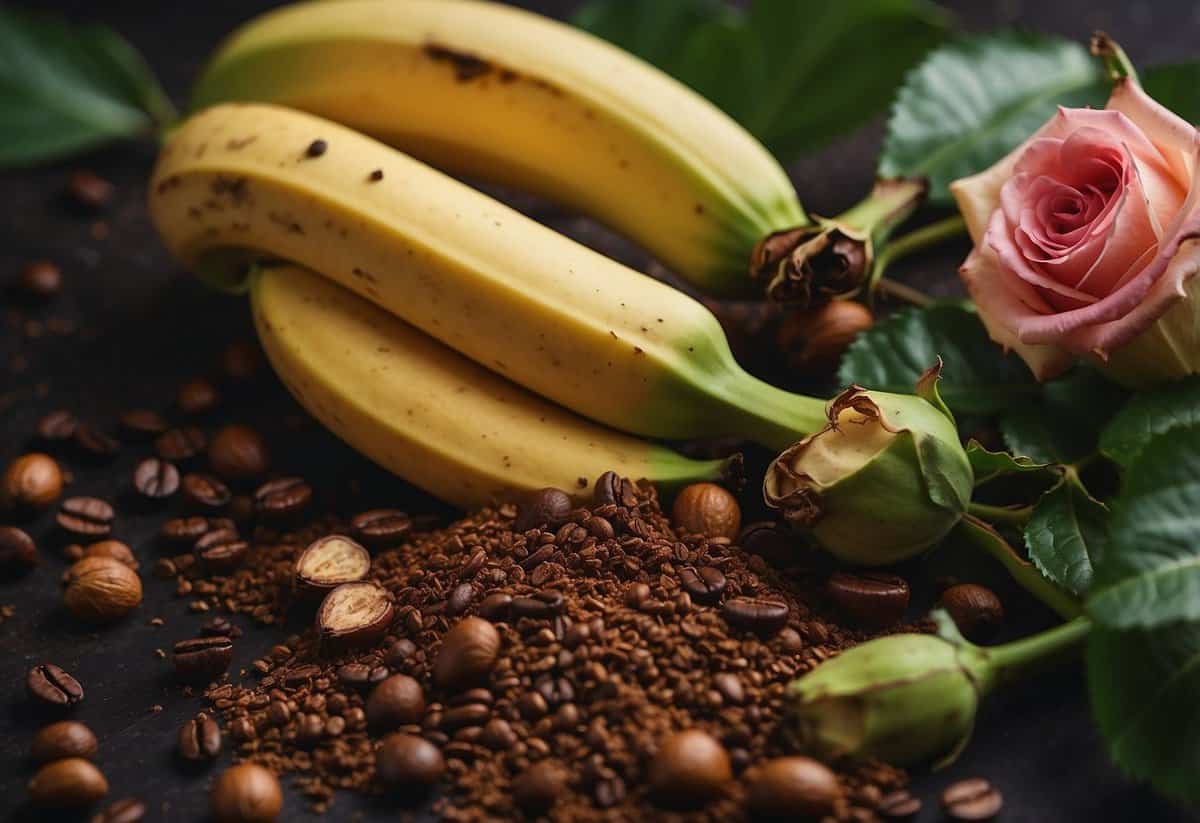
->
(951, 80), (1200, 384)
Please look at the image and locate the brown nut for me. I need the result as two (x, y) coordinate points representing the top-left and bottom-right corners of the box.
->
(433, 616), (501, 692)
(672, 483), (741, 540)
(777, 299), (874, 374)
(3, 452), (63, 513)
(316, 582), (394, 653)
(28, 757), (108, 808)
(295, 535), (371, 597)
(940, 583), (1004, 642)
(31, 721), (98, 763)
(83, 540), (138, 570)
(210, 763), (282, 823)
(63, 556), (142, 622)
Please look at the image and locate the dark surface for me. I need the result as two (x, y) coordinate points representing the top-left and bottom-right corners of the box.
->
(2, 1), (1197, 821)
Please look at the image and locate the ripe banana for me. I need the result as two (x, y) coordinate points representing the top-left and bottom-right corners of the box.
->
(189, 0), (808, 295)
(149, 103), (828, 450)
(252, 263), (733, 508)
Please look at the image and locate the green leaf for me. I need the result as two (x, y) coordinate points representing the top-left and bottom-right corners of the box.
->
(1100, 376), (1200, 468)
(0, 9), (174, 168)
(879, 32), (1107, 203)
(1088, 623), (1200, 805)
(965, 442), (1048, 485)
(1143, 62), (1200, 124)
(573, 0), (949, 161)
(1024, 477), (1106, 596)
(838, 302), (1038, 416)
(999, 368), (1128, 464)
(1088, 425), (1200, 629)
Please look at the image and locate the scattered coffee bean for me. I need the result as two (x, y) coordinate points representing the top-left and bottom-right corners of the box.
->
(679, 566), (727, 605)
(592, 470), (624, 505)
(195, 529), (249, 573)
(336, 662), (389, 691)
(173, 636), (234, 684)
(672, 482), (741, 539)
(366, 674), (425, 730)
(119, 409), (168, 439)
(200, 616), (242, 638)
(63, 556), (142, 622)
(477, 592), (513, 621)
(511, 588), (564, 619)
(254, 476), (312, 518)
(155, 427), (207, 462)
(83, 540), (137, 569)
(878, 788), (922, 819)
(826, 571), (910, 628)
(208, 425), (270, 480)
(512, 759), (568, 815)
(941, 778), (1003, 821)
(178, 713), (222, 762)
(28, 757), (108, 808)
(744, 756), (841, 819)
(384, 637), (418, 668)
(27, 663), (84, 708)
(89, 797), (146, 823)
(31, 720), (98, 763)
(36, 409), (77, 441)
(737, 521), (796, 565)
(649, 730), (732, 808)
(375, 733), (444, 791)
(350, 508), (412, 548)
(57, 497), (115, 538)
(434, 616), (501, 691)
(0, 526), (39, 574)
(132, 457), (179, 499)
(177, 378), (220, 415)
(210, 763), (282, 823)
(512, 487), (572, 531)
(316, 581), (394, 652)
(182, 473), (232, 509)
(2, 452), (63, 512)
(19, 260), (62, 299)
(67, 170), (113, 210)
(161, 515), (230, 545)
(295, 535), (370, 596)
(74, 424), (121, 459)
(940, 583), (1004, 642)
(721, 597), (790, 636)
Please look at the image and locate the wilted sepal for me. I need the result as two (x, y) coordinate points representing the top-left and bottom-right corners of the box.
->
(763, 370), (973, 565)
(784, 624), (994, 768)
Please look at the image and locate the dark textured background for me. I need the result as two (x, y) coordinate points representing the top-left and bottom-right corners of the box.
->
(2, 1), (1198, 821)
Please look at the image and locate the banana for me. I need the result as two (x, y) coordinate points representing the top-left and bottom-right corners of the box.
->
(149, 103), (828, 450)
(251, 263), (733, 508)
(189, 0), (807, 295)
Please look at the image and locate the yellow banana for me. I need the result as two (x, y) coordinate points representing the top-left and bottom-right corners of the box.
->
(189, 0), (807, 295)
(149, 103), (828, 450)
(251, 264), (732, 507)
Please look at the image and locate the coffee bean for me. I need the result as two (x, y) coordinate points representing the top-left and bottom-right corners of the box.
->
(672, 483), (741, 540)
(512, 487), (572, 532)
(721, 597), (790, 636)
(67, 170), (113, 209)
(941, 778), (1003, 821)
(384, 638), (418, 667)
(477, 592), (513, 621)
(37, 409), (77, 441)
(826, 571), (910, 628)
(210, 763), (282, 823)
(649, 730), (732, 808)
(940, 583), (1004, 642)
(0, 526), (38, 574)
(878, 789), (922, 819)
(160, 516), (231, 546)
(316, 581), (394, 652)
(208, 425), (270, 480)
(200, 616), (242, 638)
(350, 508), (412, 548)
(20, 260), (62, 299)
(155, 427), (207, 462)
(434, 617), (501, 691)
(89, 797), (145, 823)
(74, 424), (120, 459)
(737, 521), (795, 565)
(366, 674), (425, 731)
(440, 702), (490, 731)
(194, 528), (249, 574)
(593, 470), (623, 505)
(336, 662), (389, 691)
(446, 582), (475, 616)
(177, 378), (220, 415)
(511, 588), (564, 619)
(182, 473), (232, 509)
(481, 718), (518, 750)
(178, 714), (222, 762)
(132, 458), (179, 499)
(744, 756), (841, 819)
(119, 409), (168, 439)
(57, 497), (114, 538)
(712, 672), (744, 705)
(375, 733), (444, 790)
(31, 720), (98, 763)
(173, 636), (234, 684)
(512, 759), (567, 814)
(255, 476), (312, 518)
(295, 535), (370, 596)
(679, 566), (727, 605)
(28, 757), (108, 808)
(27, 663), (84, 708)
(221, 341), (262, 381)
(3, 452), (63, 512)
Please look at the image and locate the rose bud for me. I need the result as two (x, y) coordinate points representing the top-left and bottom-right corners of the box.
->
(763, 363), (972, 565)
(950, 75), (1200, 386)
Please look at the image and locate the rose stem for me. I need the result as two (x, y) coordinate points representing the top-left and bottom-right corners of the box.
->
(983, 616), (1091, 692)
(956, 515), (1081, 620)
(875, 277), (934, 307)
(966, 501), (1033, 527)
(867, 214), (967, 296)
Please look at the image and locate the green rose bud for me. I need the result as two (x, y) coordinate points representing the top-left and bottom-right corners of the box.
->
(763, 364), (972, 565)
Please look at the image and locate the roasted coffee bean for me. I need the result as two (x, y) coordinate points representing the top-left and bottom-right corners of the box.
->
(434, 617), (501, 691)
(712, 672), (745, 705)
(649, 730), (732, 808)
(132, 458), (179, 499)
(679, 566), (727, 605)
(177, 378), (220, 415)
(446, 582), (475, 616)
(57, 497), (114, 538)
(254, 476), (312, 518)
(721, 597), (790, 636)
(3, 452), (63, 511)
(477, 592), (513, 621)
(0, 526), (38, 574)
(295, 535), (370, 596)
(350, 508), (412, 548)
(672, 482), (741, 540)
(512, 487), (572, 532)
(173, 636), (234, 684)
(385, 638), (418, 667)
(31, 720), (98, 763)
(375, 733), (444, 790)
(89, 797), (145, 823)
(208, 425), (270, 480)
(744, 756), (841, 819)
(441, 702), (490, 731)
(161, 516), (226, 545)
(940, 583), (1004, 642)
(481, 718), (518, 750)
(155, 427), (207, 461)
(194, 528), (247, 572)
(27, 663), (84, 708)
(512, 760), (567, 815)
(210, 763), (282, 823)
(826, 572), (910, 628)
(593, 470), (623, 505)
(182, 473), (232, 509)
(337, 662), (389, 691)
(878, 789), (922, 819)
(20, 260), (62, 299)
(511, 588), (564, 619)
(941, 778), (1003, 821)
(37, 410), (77, 441)
(67, 170), (113, 209)
(200, 616), (242, 638)
(119, 409), (168, 439)
(221, 341), (262, 381)
(737, 521), (794, 565)
(366, 674), (425, 731)
(74, 424), (120, 459)
(28, 757), (108, 808)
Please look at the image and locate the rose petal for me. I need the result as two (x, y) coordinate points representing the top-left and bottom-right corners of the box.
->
(987, 211), (1100, 310)
(1107, 79), (1196, 190)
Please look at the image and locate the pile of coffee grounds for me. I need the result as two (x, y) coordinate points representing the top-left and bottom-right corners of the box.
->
(174, 477), (918, 821)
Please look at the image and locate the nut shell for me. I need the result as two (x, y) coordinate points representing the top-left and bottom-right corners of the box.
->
(63, 556), (142, 622)
(671, 483), (741, 540)
(295, 535), (371, 596)
(316, 582), (394, 653)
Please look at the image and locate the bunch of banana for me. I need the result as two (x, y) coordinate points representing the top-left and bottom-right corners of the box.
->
(189, 0), (809, 295)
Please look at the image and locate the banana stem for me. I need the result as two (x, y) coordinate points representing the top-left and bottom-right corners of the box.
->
(726, 377), (830, 453)
(957, 515), (1081, 620)
(983, 616), (1091, 693)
